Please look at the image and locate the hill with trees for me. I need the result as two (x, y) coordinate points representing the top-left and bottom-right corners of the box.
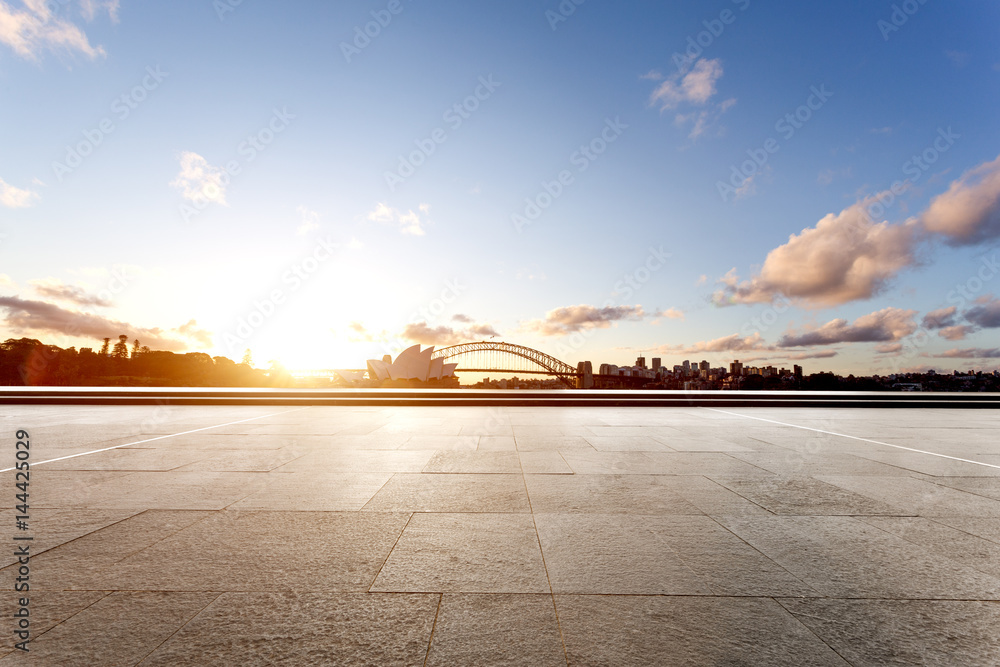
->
(0, 335), (290, 387)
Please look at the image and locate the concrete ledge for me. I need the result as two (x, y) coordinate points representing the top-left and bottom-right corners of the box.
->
(2, 387), (999, 408)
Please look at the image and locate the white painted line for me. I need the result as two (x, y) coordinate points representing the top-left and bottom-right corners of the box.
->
(704, 407), (1000, 471)
(1, 407), (310, 472)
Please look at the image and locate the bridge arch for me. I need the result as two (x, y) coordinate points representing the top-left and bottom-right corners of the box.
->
(431, 341), (579, 386)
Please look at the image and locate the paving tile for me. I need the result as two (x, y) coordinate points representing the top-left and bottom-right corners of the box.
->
(524, 474), (703, 514)
(86, 511), (411, 591)
(930, 476), (1000, 501)
(0, 591), (108, 650)
(582, 436), (674, 451)
(0, 508), (141, 567)
(56, 471), (270, 510)
(327, 434), (412, 449)
(422, 451), (521, 474)
(141, 592), (439, 666)
(858, 516), (1000, 578)
(518, 451), (573, 474)
(849, 450), (1000, 477)
(650, 433), (754, 452)
(425, 594), (565, 667)
(557, 595), (849, 666)
(662, 475), (772, 516)
(399, 435), (479, 450)
(362, 473), (530, 512)
(584, 426), (666, 437)
(779, 598), (1000, 666)
(372, 513), (549, 593)
(38, 446), (212, 471)
(271, 449), (436, 473)
(230, 472), (392, 511)
(2, 510), (212, 590)
(929, 516), (1000, 544)
(15, 469), (137, 508)
(514, 436), (595, 451)
(719, 516), (1000, 599)
(477, 436), (517, 450)
(648, 516), (818, 597)
(0, 592), (218, 667)
(817, 475), (1000, 517)
(172, 448), (307, 472)
(729, 451), (915, 476)
(641, 451), (775, 476)
(533, 514), (711, 594)
(558, 451), (660, 474)
(712, 476), (901, 515)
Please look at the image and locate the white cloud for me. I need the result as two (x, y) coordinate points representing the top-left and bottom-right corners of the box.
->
(296, 206), (320, 235)
(367, 202), (428, 236)
(79, 0), (119, 23)
(0, 177), (39, 208)
(0, 0), (108, 60)
(169, 152), (228, 206)
(650, 59), (725, 110)
(944, 50), (969, 68)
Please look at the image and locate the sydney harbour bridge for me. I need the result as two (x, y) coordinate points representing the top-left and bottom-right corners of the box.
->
(430, 341), (580, 386)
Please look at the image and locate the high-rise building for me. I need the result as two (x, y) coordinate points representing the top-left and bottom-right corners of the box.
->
(794, 364), (803, 379)
(636, 356), (646, 369)
(730, 360), (743, 376)
(699, 360), (710, 372)
(652, 358), (661, 371)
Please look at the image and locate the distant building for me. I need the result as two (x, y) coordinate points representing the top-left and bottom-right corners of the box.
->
(652, 358), (661, 371)
(636, 356), (646, 369)
(730, 360), (743, 376)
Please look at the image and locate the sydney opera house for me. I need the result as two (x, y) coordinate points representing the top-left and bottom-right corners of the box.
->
(350, 345), (459, 384)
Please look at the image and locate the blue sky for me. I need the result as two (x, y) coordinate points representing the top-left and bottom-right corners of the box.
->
(1, 0), (999, 374)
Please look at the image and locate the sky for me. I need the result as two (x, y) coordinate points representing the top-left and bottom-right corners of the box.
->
(1, 0), (999, 376)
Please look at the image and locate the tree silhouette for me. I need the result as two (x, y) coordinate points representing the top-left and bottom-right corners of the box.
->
(99, 338), (111, 356)
(111, 335), (129, 360)
(241, 349), (253, 367)
(132, 339), (140, 359)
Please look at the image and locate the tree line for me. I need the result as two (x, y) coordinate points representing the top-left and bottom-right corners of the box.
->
(0, 335), (292, 387)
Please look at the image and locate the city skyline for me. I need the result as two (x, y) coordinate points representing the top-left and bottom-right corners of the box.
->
(2, 1), (1000, 376)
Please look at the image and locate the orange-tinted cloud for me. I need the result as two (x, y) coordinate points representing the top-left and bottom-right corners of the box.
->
(0, 296), (210, 351)
(521, 304), (645, 336)
(714, 195), (919, 308)
(921, 154), (1000, 246)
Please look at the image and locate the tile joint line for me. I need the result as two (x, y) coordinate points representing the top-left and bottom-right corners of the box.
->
(0, 407), (311, 472)
(703, 407), (1000, 470)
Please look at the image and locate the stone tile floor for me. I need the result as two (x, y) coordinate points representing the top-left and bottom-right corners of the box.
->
(0, 404), (998, 665)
